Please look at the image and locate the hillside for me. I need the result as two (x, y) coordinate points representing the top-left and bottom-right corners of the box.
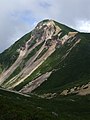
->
(0, 88), (90, 120)
(0, 19), (90, 97)
(0, 20), (89, 96)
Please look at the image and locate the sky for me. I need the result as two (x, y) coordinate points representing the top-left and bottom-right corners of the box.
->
(0, 0), (90, 52)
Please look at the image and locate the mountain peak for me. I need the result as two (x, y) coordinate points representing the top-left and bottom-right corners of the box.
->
(32, 19), (61, 42)
(37, 19), (54, 26)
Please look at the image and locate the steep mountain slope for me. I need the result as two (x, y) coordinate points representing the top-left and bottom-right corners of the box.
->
(0, 19), (90, 97)
(34, 32), (90, 96)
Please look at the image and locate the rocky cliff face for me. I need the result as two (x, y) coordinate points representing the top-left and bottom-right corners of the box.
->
(0, 19), (90, 96)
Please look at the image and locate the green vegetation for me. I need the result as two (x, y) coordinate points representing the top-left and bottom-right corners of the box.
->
(0, 67), (2, 74)
(0, 89), (90, 120)
(0, 89), (57, 120)
(58, 30), (66, 39)
(54, 21), (77, 34)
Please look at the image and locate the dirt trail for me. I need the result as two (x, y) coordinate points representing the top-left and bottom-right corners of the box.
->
(0, 87), (30, 97)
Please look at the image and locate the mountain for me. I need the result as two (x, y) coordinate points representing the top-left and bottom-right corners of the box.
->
(0, 88), (90, 120)
(0, 19), (90, 119)
(0, 19), (90, 96)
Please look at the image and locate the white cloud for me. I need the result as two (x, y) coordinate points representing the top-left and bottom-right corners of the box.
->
(76, 20), (90, 32)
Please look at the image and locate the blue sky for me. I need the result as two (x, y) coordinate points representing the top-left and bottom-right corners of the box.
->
(0, 0), (90, 52)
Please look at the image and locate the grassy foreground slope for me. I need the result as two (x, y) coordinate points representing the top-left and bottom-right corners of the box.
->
(0, 89), (56, 120)
(0, 89), (90, 120)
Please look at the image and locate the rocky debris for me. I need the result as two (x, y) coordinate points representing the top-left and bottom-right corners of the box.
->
(68, 32), (78, 37)
(8, 40), (56, 89)
(60, 82), (90, 96)
(56, 40), (62, 49)
(39, 93), (57, 99)
(52, 112), (58, 117)
(60, 35), (69, 45)
(60, 89), (69, 95)
(78, 82), (90, 95)
(20, 72), (52, 93)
